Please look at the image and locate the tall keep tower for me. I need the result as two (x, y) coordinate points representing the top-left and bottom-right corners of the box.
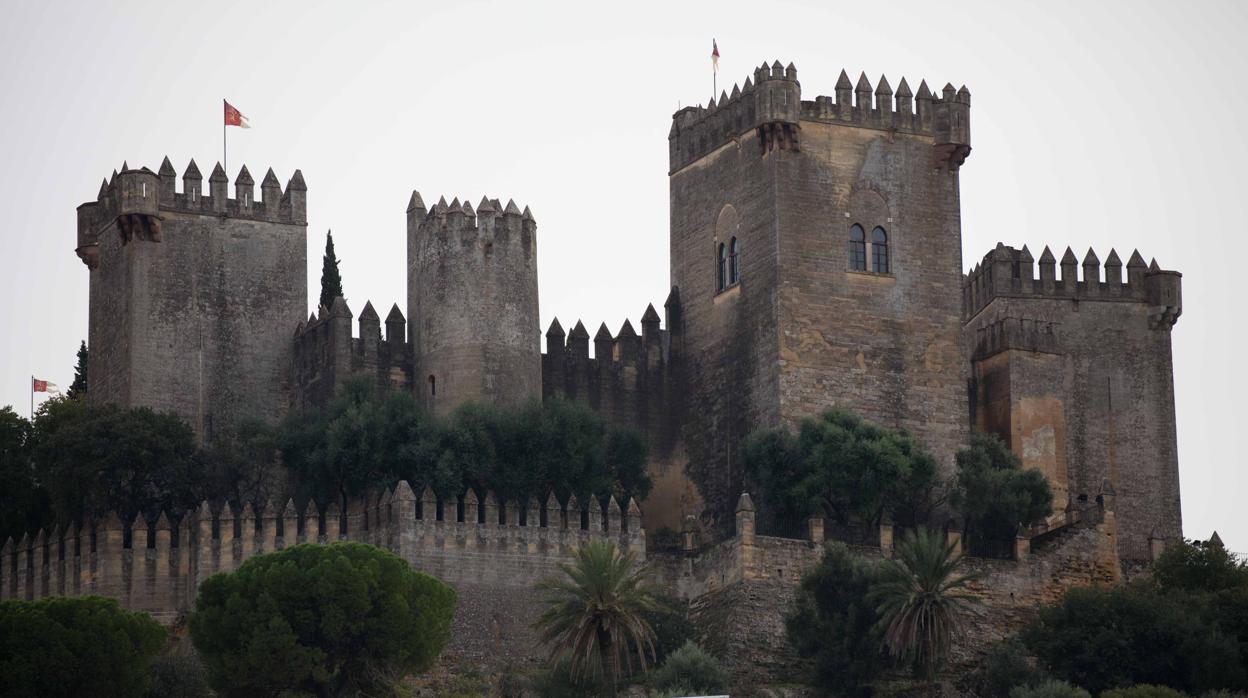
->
(406, 193), (541, 413)
(667, 62), (972, 526)
(75, 159), (308, 440)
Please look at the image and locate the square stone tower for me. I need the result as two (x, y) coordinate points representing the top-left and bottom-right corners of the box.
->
(75, 159), (308, 440)
(668, 62), (972, 527)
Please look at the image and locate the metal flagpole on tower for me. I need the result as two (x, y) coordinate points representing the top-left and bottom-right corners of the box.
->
(223, 99), (228, 177)
(30, 375), (33, 420)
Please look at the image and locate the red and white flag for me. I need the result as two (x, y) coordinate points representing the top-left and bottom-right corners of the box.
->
(32, 378), (60, 395)
(712, 39), (720, 73)
(224, 100), (251, 129)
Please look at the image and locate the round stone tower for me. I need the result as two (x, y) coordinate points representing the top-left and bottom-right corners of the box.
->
(406, 192), (541, 414)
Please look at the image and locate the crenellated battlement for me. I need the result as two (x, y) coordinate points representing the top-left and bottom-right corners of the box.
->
(668, 61), (971, 173)
(963, 243), (1183, 330)
(293, 296), (413, 407)
(0, 481), (644, 615)
(407, 192), (536, 259)
(75, 158), (306, 269)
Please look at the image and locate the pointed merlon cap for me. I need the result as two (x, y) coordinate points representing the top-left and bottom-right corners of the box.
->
(664, 285), (681, 309)
(359, 301), (379, 321)
(155, 511), (172, 530)
(736, 492), (756, 513)
(183, 159), (202, 180)
(618, 319), (638, 338)
(449, 196), (461, 210)
(393, 480), (417, 502)
(594, 322), (613, 340)
(896, 77), (913, 97)
(545, 491), (559, 509)
(98, 179), (109, 199)
(1210, 531), (1225, 548)
(855, 72), (872, 92)
(730, 83), (741, 99)
(957, 85), (971, 104)
(386, 303), (405, 323)
(992, 242), (1012, 261)
(707, 96), (717, 111)
(917, 80), (933, 99)
(159, 156), (176, 177)
(836, 69), (853, 89)
(1018, 244), (1034, 263)
(477, 195), (494, 213)
(209, 162), (228, 182)
(521, 205), (534, 221)
(942, 82), (957, 98)
(407, 191), (426, 213)
(627, 497), (641, 516)
(235, 164), (254, 186)
(742, 76), (754, 92)
(569, 320), (590, 339)
(287, 169), (307, 192)
(1039, 245), (1056, 263)
(1105, 249), (1122, 267)
(546, 318), (565, 338)
(504, 199), (522, 215)
(329, 296), (353, 318)
(719, 89), (728, 104)
(434, 195), (449, 212)
(1148, 258), (1161, 272)
(1061, 247), (1079, 265)
(875, 75), (892, 95)
(283, 498), (298, 516)
(641, 303), (661, 324)
(262, 167), (280, 188)
(198, 500), (214, 521)
(1127, 249), (1147, 268)
(1082, 247), (1099, 265)
(121, 160), (130, 171)
(785, 61), (797, 77)
(771, 59), (784, 71)
(462, 200), (475, 217)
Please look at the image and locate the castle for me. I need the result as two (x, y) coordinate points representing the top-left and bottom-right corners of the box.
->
(16, 57), (1184, 677)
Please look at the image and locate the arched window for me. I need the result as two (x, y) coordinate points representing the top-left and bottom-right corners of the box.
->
(717, 242), (727, 291)
(848, 224), (867, 271)
(729, 237), (740, 284)
(871, 227), (889, 273)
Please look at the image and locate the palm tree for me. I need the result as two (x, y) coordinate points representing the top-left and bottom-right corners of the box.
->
(871, 527), (980, 682)
(534, 538), (660, 694)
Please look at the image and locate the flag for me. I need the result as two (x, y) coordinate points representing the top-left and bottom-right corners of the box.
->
(224, 100), (251, 129)
(32, 378), (60, 395)
(712, 39), (719, 73)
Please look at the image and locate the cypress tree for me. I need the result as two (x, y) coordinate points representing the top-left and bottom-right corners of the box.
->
(319, 230), (345, 311)
(67, 340), (88, 400)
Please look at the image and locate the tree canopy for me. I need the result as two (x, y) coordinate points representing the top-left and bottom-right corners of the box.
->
(786, 542), (887, 696)
(30, 399), (200, 524)
(951, 433), (1053, 545)
(279, 379), (651, 509)
(744, 409), (939, 531)
(0, 595), (166, 698)
(0, 406), (50, 541)
(319, 229), (344, 310)
(67, 340), (88, 400)
(190, 542), (456, 698)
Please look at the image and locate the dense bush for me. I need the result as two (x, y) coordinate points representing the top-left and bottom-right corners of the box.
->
(143, 653), (212, 698)
(648, 641), (728, 694)
(638, 594), (696, 665)
(1022, 583), (1245, 693)
(190, 542), (456, 697)
(528, 654), (611, 698)
(744, 409), (940, 532)
(1154, 537), (1248, 594)
(1008, 680), (1091, 698)
(951, 433), (1053, 545)
(786, 542), (886, 696)
(0, 595), (166, 698)
(968, 639), (1048, 698)
(1101, 686), (1190, 698)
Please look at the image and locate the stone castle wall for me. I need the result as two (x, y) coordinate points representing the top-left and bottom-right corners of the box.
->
(0, 482), (644, 666)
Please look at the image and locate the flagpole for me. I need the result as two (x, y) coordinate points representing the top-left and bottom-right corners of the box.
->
(30, 375), (33, 420)
(223, 99), (228, 176)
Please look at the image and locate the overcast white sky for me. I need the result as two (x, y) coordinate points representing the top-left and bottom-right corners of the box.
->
(1, 0), (1244, 549)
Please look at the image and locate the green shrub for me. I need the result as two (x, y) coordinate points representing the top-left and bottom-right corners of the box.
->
(529, 654), (609, 698)
(190, 542), (456, 697)
(640, 595), (696, 665)
(1008, 680), (1091, 698)
(1102, 687), (1190, 698)
(648, 641), (728, 694)
(0, 596), (166, 698)
(144, 653), (212, 698)
(969, 639), (1048, 698)
(1203, 691), (1248, 698)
